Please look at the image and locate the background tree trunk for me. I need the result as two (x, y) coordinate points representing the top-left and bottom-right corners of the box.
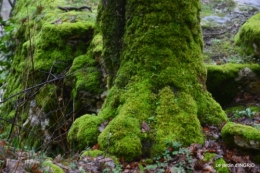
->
(69, 0), (228, 161)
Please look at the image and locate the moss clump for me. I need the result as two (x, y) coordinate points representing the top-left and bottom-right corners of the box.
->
(42, 160), (64, 173)
(203, 152), (216, 162)
(214, 158), (230, 173)
(234, 13), (260, 58)
(221, 122), (260, 149)
(68, 114), (102, 149)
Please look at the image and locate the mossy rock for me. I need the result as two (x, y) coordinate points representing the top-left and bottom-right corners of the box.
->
(1, 0), (103, 150)
(221, 122), (260, 150)
(234, 13), (260, 58)
(206, 63), (260, 106)
(68, 114), (103, 149)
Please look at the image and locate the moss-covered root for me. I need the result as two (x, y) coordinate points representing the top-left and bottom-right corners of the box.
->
(98, 81), (154, 161)
(221, 122), (260, 149)
(151, 87), (204, 155)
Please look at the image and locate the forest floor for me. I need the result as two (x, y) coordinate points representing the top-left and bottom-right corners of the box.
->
(1, 0), (260, 173)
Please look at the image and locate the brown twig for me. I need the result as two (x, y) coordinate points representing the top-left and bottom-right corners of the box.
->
(58, 5), (92, 12)
(0, 73), (73, 104)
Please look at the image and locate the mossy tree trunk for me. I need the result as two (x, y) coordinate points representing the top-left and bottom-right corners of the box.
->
(69, 0), (228, 161)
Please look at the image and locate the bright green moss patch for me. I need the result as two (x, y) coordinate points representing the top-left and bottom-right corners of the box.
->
(42, 160), (64, 173)
(221, 122), (260, 149)
(234, 13), (260, 57)
(214, 158), (230, 173)
(97, 80), (155, 161)
(68, 114), (102, 149)
(203, 152), (216, 162)
(70, 54), (101, 95)
(31, 22), (94, 72)
(152, 87), (204, 155)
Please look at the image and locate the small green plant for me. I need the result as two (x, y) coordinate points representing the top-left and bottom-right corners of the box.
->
(103, 164), (122, 173)
(148, 116), (156, 124)
(211, 38), (221, 45)
(253, 124), (260, 131)
(145, 141), (193, 173)
(233, 108), (255, 119)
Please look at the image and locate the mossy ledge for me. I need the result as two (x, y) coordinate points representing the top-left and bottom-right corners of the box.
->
(221, 122), (260, 149)
(206, 63), (260, 106)
(1, 0), (103, 150)
(68, 0), (228, 161)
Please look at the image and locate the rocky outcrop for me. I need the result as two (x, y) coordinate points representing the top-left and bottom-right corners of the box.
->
(1, 0), (105, 152)
(207, 63), (260, 106)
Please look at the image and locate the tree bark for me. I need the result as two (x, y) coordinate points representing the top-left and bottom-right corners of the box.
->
(69, 0), (228, 161)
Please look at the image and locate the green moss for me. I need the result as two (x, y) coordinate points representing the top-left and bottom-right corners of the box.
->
(207, 63), (260, 106)
(97, 80), (155, 161)
(42, 160), (64, 173)
(68, 114), (102, 149)
(214, 158), (230, 173)
(82, 149), (104, 157)
(234, 13), (260, 57)
(151, 87), (204, 155)
(70, 54), (101, 95)
(92, 34), (103, 53)
(221, 122), (260, 149)
(203, 152), (216, 161)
